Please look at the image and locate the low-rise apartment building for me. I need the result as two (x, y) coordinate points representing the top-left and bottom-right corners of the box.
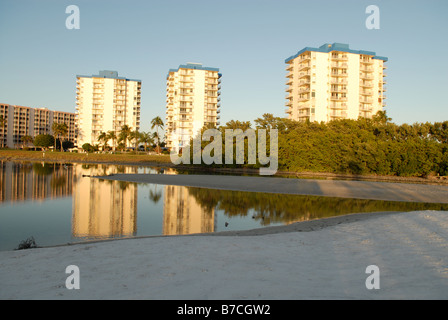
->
(0, 103), (76, 148)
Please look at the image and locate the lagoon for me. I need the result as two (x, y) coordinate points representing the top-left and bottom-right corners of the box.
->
(1, 160), (447, 251)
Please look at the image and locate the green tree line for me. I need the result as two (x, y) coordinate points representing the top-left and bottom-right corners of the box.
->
(185, 111), (448, 177)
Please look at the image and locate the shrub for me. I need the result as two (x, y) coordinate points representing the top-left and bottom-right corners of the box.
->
(15, 237), (38, 250)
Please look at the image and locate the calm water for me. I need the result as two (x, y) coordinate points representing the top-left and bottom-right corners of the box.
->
(1, 160), (447, 251)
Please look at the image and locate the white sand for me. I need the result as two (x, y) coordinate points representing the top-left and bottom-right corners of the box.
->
(1, 210), (448, 300)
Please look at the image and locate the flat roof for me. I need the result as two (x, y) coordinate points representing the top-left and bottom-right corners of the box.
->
(77, 70), (141, 82)
(285, 43), (388, 63)
(167, 63), (220, 78)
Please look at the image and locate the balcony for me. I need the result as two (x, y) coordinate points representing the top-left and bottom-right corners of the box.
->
(298, 110), (311, 116)
(360, 58), (374, 65)
(360, 74), (374, 79)
(330, 79), (347, 84)
(331, 72), (348, 77)
(298, 87), (310, 94)
(360, 66), (374, 72)
(298, 95), (310, 102)
(180, 77), (194, 83)
(331, 87), (347, 93)
(298, 54), (311, 61)
(298, 71), (311, 78)
(359, 104), (372, 112)
(331, 54), (348, 61)
(286, 63), (293, 71)
(179, 96), (194, 102)
(359, 90), (372, 95)
(360, 81), (373, 88)
(329, 111), (347, 118)
(298, 63), (311, 71)
(331, 62), (348, 68)
(360, 97), (373, 104)
(330, 96), (347, 101)
(286, 78), (293, 86)
(329, 103), (347, 110)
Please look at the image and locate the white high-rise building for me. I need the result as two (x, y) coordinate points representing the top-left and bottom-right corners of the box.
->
(165, 63), (221, 153)
(285, 43), (387, 122)
(76, 70), (141, 147)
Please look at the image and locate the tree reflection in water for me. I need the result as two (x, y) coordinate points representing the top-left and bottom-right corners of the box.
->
(187, 187), (448, 226)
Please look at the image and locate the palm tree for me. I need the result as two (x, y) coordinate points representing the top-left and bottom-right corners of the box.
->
(139, 131), (153, 152)
(97, 131), (109, 151)
(0, 115), (5, 148)
(152, 132), (159, 151)
(151, 116), (164, 154)
(118, 125), (132, 150)
(107, 130), (117, 152)
(52, 122), (68, 151)
(129, 130), (140, 151)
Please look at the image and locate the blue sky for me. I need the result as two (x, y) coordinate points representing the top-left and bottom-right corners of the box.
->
(0, 0), (447, 132)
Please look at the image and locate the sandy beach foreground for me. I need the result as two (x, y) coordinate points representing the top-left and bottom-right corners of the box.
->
(1, 175), (447, 299)
(0, 210), (447, 299)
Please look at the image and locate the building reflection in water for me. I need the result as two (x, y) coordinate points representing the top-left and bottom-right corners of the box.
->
(71, 164), (139, 240)
(0, 161), (73, 203)
(163, 185), (216, 235)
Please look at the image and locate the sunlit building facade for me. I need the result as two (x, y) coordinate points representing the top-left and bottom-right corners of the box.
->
(165, 63), (221, 153)
(76, 70), (142, 147)
(0, 103), (76, 149)
(285, 43), (387, 122)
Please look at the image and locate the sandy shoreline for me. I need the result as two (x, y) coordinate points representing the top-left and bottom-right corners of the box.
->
(1, 210), (447, 299)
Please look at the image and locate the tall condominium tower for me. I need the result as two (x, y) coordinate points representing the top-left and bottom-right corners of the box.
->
(165, 63), (221, 153)
(285, 43), (387, 122)
(76, 70), (141, 147)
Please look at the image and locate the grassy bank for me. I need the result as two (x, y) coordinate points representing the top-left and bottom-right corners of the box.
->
(0, 149), (172, 165)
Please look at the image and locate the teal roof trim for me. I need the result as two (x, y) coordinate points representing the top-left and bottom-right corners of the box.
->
(285, 43), (388, 63)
